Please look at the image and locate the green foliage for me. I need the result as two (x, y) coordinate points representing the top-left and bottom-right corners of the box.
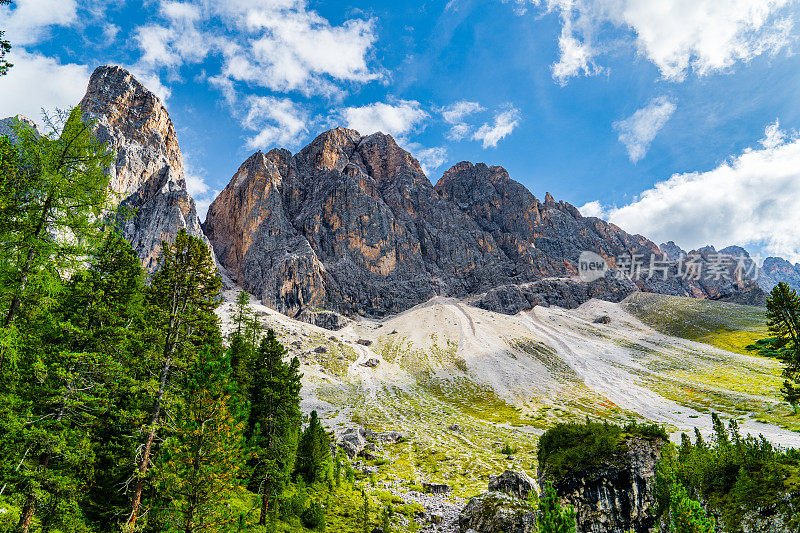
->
(0, 0), (11, 75)
(301, 499), (326, 530)
(500, 441), (518, 456)
(0, 108), (113, 328)
(538, 419), (667, 480)
(762, 283), (800, 408)
(247, 329), (303, 525)
(656, 414), (800, 530)
(296, 410), (333, 484)
(154, 345), (248, 533)
(537, 481), (577, 533)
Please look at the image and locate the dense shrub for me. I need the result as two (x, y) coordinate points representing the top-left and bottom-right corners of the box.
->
(538, 419), (667, 480)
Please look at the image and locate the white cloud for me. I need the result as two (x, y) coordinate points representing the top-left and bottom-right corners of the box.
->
(131, 0), (379, 98)
(0, 49), (91, 127)
(242, 95), (309, 149)
(578, 200), (609, 219)
(472, 106), (521, 148)
(0, 0), (78, 46)
(441, 100), (485, 140)
(614, 96), (677, 162)
(528, 0), (796, 83)
(337, 100), (429, 138)
(591, 120), (800, 262)
(441, 100), (484, 124)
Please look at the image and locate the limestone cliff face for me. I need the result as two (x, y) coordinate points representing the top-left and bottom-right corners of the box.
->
(205, 129), (522, 317)
(206, 139), (764, 318)
(538, 436), (664, 533)
(78, 65), (208, 270)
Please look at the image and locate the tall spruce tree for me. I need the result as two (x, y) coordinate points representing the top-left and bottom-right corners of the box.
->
(156, 345), (247, 533)
(247, 329), (302, 525)
(295, 410), (332, 484)
(4, 232), (144, 532)
(126, 229), (221, 527)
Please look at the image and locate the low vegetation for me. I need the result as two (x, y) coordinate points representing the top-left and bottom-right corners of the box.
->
(538, 419), (668, 481)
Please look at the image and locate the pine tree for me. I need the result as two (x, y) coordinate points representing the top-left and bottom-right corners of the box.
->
(537, 481), (577, 533)
(247, 329), (302, 525)
(126, 229), (221, 527)
(3, 232), (143, 532)
(295, 410), (332, 484)
(765, 283), (800, 409)
(156, 345), (247, 533)
(227, 290), (260, 393)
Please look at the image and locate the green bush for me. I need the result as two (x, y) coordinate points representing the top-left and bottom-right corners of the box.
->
(539, 419), (667, 480)
(301, 500), (326, 530)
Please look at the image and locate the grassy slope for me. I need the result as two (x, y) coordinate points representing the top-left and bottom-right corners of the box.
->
(620, 292), (769, 355)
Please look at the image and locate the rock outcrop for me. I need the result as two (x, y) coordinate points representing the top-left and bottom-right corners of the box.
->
(78, 65), (208, 270)
(458, 491), (537, 533)
(538, 436), (664, 533)
(205, 137), (764, 318)
(488, 470), (538, 500)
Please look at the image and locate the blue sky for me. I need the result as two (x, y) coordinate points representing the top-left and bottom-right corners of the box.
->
(2, 0), (800, 261)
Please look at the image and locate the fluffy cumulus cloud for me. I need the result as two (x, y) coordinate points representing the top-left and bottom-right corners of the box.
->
(0, 49), (92, 127)
(242, 95), (309, 149)
(524, 0), (796, 84)
(472, 106), (521, 148)
(0, 0), (78, 46)
(337, 100), (429, 137)
(614, 96), (677, 162)
(587, 120), (800, 262)
(130, 0), (379, 98)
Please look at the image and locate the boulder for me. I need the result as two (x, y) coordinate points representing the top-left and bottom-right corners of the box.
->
(488, 470), (537, 500)
(297, 308), (350, 330)
(339, 427), (367, 458)
(457, 491), (536, 533)
(362, 358), (380, 368)
(423, 483), (451, 495)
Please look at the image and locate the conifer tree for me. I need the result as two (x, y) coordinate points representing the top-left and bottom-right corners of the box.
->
(537, 481), (576, 533)
(765, 283), (800, 409)
(247, 329), (302, 525)
(295, 410), (332, 484)
(0, 109), (113, 327)
(157, 345), (247, 533)
(126, 229), (221, 527)
(5, 232), (142, 532)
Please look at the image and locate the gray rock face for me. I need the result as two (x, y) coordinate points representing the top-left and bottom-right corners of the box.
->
(0, 115), (40, 143)
(457, 491), (537, 533)
(760, 256), (800, 293)
(538, 436), (663, 533)
(338, 427), (368, 459)
(78, 65), (208, 270)
(488, 470), (538, 500)
(296, 308), (350, 330)
(470, 274), (638, 315)
(205, 143), (764, 318)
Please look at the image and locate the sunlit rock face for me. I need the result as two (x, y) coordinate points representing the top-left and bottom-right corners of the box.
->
(78, 65), (208, 270)
(206, 127), (762, 318)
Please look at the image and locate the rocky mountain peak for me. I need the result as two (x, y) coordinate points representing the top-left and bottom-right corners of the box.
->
(295, 126), (361, 172)
(78, 65), (208, 270)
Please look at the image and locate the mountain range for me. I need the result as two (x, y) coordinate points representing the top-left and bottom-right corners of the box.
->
(2, 65), (790, 320)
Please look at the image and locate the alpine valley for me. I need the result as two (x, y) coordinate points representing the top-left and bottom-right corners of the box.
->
(4, 65), (800, 533)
